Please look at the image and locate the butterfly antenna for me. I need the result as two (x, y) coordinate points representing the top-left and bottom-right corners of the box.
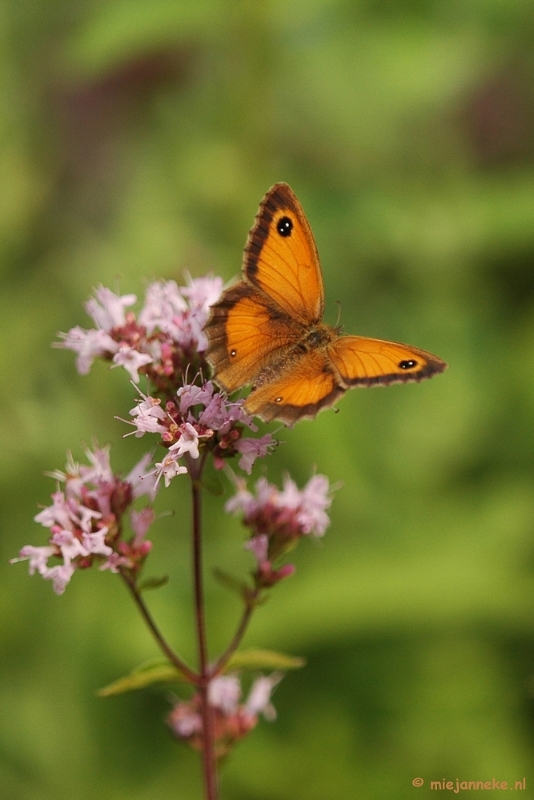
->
(334, 300), (342, 329)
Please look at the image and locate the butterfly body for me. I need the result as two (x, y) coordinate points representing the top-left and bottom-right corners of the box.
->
(205, 183), (447, 426)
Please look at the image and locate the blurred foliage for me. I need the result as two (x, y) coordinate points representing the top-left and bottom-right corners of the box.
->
(2, 0), (534, 798)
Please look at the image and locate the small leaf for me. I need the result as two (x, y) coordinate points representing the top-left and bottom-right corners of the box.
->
(223, 648), (306, 673)
(97, 657), (191, 697)
(138, 574), (169, 592)
(213, 567), (251, 598)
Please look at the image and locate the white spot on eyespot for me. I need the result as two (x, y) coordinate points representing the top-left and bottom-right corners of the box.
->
(231, 350), (237, 357)
(275, 396), (282, 403)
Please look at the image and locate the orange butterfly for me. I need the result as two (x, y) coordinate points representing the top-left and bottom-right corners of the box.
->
(205, 183), (447, 426)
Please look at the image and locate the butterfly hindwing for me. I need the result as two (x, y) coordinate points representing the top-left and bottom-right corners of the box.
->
(244, 350), (344, 426)
(327, 336), (447, 387)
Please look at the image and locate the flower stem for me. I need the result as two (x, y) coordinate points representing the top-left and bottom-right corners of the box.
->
(191, 465), (218, 800)
(121, 573), (198, 684)
(211, 589), (260, 677)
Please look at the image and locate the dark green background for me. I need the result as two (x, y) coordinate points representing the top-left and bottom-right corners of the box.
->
(2, 1), (534, 798)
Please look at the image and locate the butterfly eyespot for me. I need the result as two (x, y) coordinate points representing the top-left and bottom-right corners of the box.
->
(275, 396), (283, 403)
(276, 216), (293, 237)
(399, 359), (417, 370)
(230, 349), (237, 357)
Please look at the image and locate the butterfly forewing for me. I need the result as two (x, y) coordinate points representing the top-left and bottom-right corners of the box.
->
(206, 283), (303, 392)
(244, 183), (325, 326)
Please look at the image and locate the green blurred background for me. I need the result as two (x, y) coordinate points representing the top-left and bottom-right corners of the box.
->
(2, 1), (534, 797)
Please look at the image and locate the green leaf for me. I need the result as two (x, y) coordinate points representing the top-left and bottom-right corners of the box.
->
(97, 658), (191, 697)
(137, 574), (169, 592)
(223, 648), (306, 673)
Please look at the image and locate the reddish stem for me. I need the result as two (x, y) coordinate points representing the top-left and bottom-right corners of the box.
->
(122, 572), (198, 684)
(211, 590), (259, 677)
(190, 458), (218, 800)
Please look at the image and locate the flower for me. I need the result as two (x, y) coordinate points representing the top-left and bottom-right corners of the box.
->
(128, 381), (277, 484)
(138, 280), (187, 335)
(56, 276), (277, 485)
(153, 452), (188, 488)
(208, 676), (242, 714)
(243, 673), (282, 722)
(235, 434), (276, 474)
(11, 445), (158, 593)
(169, 422), (201, 460)
(227, 474), (332, 538)
(227, 473), (333, 587)
(56, 326), (119, 375)
(167, 702), (203, 738)
(112, 345), (153, 382)
(128, 392), (168, 436)
(168, 673), (282, 758)
(125, 453), (159, 501)
(85, 286), (137, 330)
(56, 276), (223, 392)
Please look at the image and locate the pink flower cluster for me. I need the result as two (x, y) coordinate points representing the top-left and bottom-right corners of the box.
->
(57, 276), (223, 392)
(227, 475), (332, 587)
(168, 673), (281, 758)
(129, 382), (276, 485)
(11, 446), (158, 594)
(56, 276), (278, 484)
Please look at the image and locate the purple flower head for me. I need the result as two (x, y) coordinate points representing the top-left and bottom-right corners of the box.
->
(227, 474), (332, 538)
(128, 381), (277, 485)
(227, 473), (333, 587)
(168, 673), (282, 757)
(57, 276), (223, 393)
(11, 445), (159, 594)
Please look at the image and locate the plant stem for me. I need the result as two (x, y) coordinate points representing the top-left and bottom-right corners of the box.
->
(211, 589), (259, 676)
(191, 464), (218, 800)
(122, 573), (198, 684)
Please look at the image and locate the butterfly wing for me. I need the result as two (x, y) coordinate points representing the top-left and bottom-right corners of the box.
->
(244, 350), (345, 426)
(244, 183), (325, 326)
(206, 283), (304, 392)
(327, 335), (447, 387)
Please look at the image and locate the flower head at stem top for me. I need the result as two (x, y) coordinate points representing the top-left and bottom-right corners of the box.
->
(10, 445), (158, 594)
(226, 474), (333, 588)
(127, 381), (277, 486)
(168, 673), (282, 758)
(57, 276), (279, 484)
(56, 276), (223, 393)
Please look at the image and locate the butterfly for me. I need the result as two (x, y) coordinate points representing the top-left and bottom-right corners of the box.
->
(205, 183), (447, 426)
